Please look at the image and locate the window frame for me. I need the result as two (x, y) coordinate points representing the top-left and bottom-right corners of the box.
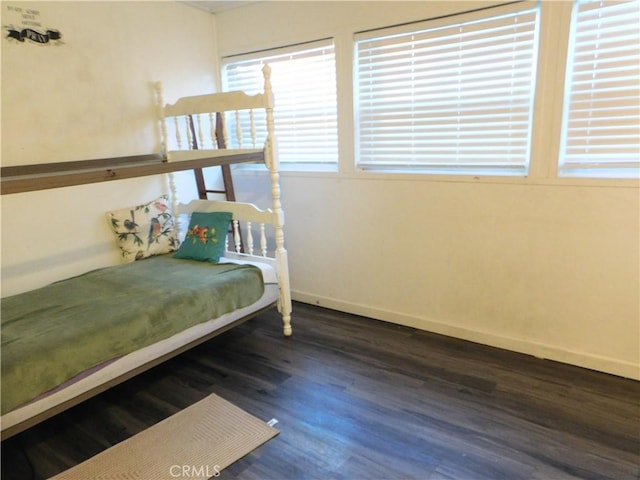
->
(217, 1), (638, 187)
(352, 1), (541, 178)
(221, 38), (339, 173)
(557, 0), (640, 179)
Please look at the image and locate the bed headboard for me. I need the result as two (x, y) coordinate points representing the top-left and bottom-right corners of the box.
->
(155, 65), (276, 169)
(177, 197), (291, 336)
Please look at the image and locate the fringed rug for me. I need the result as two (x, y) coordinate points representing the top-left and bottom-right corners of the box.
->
(51, 394), (279, 479)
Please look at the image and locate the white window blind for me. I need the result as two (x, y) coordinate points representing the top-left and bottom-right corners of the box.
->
(559, 0), (640, 178)
(222, 40), (338, 165)
(355, 3), (540, 175)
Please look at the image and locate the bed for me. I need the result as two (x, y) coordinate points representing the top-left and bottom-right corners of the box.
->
(0, 65), (292, 439)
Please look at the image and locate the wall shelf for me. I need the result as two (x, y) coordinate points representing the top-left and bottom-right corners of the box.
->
(0, 150), (263, 195)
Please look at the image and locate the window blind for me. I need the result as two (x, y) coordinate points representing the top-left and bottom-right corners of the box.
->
(559, 0), (640, 178)
(222, 41), (338, 164)
(355, 4), (540, 175)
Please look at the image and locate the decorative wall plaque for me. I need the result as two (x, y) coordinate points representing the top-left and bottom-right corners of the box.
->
(4, 5), (63, 45)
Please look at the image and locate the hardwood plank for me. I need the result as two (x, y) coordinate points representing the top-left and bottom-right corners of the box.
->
(2, 302), (639, 479)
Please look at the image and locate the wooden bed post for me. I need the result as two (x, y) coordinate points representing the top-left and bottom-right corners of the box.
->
(154, 81), (169, 162)
(263, 64), (292, 337)
(154, 81), (181, 237)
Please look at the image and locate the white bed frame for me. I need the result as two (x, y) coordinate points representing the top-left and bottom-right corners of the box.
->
(156, 63), (292, 337)
(1, 65), (292, 439)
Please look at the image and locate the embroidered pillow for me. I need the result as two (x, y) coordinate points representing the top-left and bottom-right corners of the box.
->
(173, 211), (232, 263)
(106, 194), (179, 263)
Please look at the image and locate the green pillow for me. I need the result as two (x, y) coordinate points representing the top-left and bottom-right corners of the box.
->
(174, 211), (232, 263)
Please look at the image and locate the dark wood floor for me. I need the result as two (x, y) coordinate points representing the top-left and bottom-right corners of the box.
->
(2, 302), (639, 480)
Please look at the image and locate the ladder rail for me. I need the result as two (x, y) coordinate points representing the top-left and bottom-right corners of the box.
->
(188, 112), (243, 252)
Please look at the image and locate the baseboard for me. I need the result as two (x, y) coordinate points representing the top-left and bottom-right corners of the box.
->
(292, 291), (640, 381)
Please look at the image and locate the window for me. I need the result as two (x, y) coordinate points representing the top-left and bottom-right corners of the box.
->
(558, 0), (640, 178)
(222, 40), (338, 167)
(354, 3), (540, 176)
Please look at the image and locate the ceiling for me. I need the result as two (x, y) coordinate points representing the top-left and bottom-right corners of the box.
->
(182, 1), (259, 14)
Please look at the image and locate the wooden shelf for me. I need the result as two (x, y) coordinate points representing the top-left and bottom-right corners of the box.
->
(0, 150), (264, 195)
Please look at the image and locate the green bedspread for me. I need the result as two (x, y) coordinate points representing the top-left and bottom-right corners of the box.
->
(1, 255), (264, 415)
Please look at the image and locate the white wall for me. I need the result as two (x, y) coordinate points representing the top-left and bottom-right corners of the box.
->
(1, 1), (218, 296)
(217, 1), (640, 379)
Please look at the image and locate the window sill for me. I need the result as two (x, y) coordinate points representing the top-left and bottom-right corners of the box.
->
(232, 162), (338, 175)
(231, 162), (638, 188)
(288, 168), (638, 189)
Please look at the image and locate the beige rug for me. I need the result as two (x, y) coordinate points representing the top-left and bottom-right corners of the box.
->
(51, 394), (279, 480)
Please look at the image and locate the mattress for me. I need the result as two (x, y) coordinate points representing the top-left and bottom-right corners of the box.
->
(1, 256), (278, 435)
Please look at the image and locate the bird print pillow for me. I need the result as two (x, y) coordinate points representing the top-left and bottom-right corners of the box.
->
(106, 194), (180, 263)
(173, 211), (232, 263)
